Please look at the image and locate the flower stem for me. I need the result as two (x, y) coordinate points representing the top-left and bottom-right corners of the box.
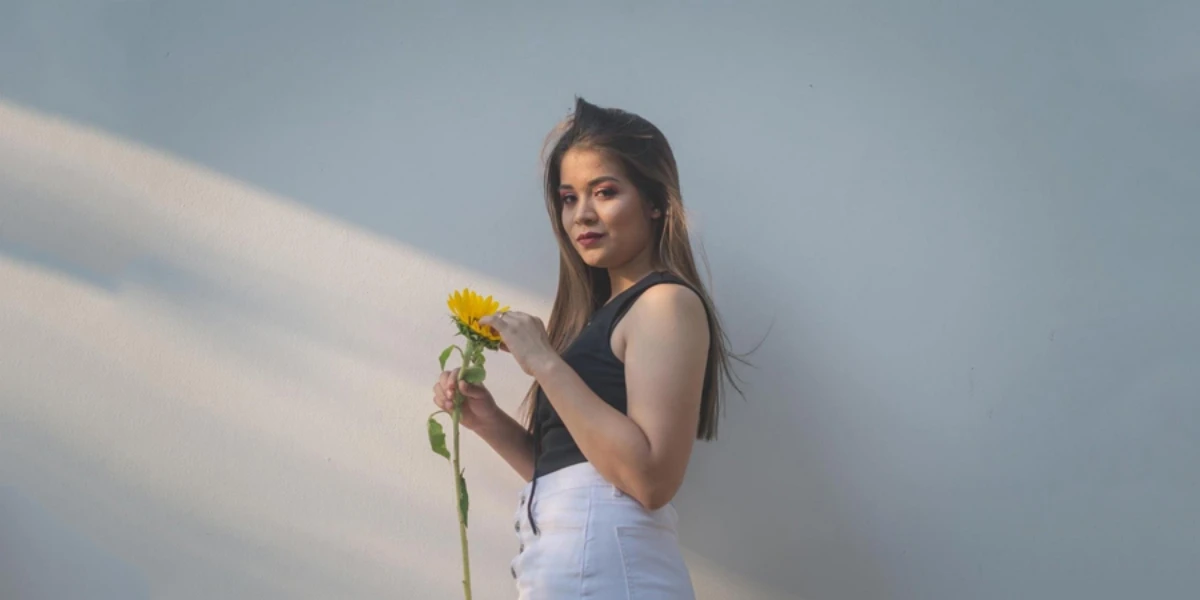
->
(452, 340), (474, 600)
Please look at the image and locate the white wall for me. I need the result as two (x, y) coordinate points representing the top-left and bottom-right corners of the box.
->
(2, 2), (1198, 599)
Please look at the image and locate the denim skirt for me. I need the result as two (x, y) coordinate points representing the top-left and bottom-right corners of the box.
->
(510, 462), (696, 599)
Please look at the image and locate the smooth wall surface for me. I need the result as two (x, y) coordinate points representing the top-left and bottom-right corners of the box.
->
(2, 2), (1198, 599)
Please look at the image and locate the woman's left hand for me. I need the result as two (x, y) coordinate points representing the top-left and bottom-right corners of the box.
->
(478, 311), (558, 377)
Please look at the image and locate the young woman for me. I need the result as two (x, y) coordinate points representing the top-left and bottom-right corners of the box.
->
(432, 97), (741, 599)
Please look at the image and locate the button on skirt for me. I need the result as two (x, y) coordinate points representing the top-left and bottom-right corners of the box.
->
(510, 462), (695, 599)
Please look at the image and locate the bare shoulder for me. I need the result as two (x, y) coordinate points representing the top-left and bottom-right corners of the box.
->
(613, 283), (710, 360)
(631, 283), (708, 325)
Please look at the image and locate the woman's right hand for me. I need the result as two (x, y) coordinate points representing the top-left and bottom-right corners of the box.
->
(433, 368), (501, 432)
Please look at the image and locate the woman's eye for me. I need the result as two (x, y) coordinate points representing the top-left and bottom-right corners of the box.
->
(596, 188), (617, 198)
(561, 194), (577, 204)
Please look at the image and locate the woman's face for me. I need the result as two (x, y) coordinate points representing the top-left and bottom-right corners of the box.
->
(557, 147), (659, 270)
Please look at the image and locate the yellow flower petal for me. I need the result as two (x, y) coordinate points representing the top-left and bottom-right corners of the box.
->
(446, 287), (506, 343)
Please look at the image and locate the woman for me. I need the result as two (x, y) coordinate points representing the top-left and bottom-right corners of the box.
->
(432, 97), (742, 599)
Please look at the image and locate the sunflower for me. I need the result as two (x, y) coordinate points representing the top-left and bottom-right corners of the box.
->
(447, 288), (508, 349)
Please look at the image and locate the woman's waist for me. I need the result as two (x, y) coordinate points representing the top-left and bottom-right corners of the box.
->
(517, 462), (679, 530)
(520, 461), (612, 499)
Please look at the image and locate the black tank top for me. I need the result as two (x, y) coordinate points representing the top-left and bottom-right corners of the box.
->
(524, 270), (705, 533)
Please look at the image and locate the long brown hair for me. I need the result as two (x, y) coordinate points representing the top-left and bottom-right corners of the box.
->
(523, 97), (747, 440)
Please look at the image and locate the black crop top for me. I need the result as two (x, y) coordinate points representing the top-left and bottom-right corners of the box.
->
(524, 270), (705, 533)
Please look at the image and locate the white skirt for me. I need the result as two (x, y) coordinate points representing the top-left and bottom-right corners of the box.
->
(510, 462), (696, 599)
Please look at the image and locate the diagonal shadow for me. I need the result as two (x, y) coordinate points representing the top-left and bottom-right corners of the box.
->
(0, 100), (550, 599)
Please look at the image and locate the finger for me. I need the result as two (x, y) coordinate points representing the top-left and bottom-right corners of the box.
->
(480, 310), (517, 328)
(458, 380), (475, 397)
(459, 379), (488, 398)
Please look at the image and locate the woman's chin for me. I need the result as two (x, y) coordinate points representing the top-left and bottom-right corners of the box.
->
(576, 249), (609, 268)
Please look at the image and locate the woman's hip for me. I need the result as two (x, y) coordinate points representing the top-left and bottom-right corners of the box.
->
(510, 463), (694, 599)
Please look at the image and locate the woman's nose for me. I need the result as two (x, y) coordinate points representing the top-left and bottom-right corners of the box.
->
(574, 201), (597, 223)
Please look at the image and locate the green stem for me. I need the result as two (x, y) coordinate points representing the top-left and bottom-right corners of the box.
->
(452, 339), (474, 600)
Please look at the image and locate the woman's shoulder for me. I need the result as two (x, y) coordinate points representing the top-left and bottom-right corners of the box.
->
(621, 277), (710, 337)
(611, 276), (711, 371)
(606, 271), (710, 342)
(635, 278), (705, 313)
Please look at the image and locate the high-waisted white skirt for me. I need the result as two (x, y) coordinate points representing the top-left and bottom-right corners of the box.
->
(510, 462), (696, 599)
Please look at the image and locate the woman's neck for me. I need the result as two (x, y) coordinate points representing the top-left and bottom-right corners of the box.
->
(606, 253), (658, 299)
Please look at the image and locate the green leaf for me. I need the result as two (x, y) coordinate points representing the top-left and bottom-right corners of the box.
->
(457, 469), (470, 528)
(438, 345), (458, 371)
(461, 365), (486, 384)
(427, 415), (450, 460)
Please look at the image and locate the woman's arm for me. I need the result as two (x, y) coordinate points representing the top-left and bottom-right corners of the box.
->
(475, 407), (537, 482)
(529, 284), (710, 509)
